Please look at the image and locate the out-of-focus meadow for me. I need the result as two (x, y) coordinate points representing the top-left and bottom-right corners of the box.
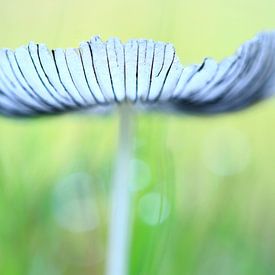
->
(1, 0), (275, 274)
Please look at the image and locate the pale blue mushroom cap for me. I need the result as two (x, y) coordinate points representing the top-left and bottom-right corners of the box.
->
(0, 32), (274, 116)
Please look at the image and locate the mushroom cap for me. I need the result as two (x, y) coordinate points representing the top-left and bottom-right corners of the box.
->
(0, 32), (275, 117)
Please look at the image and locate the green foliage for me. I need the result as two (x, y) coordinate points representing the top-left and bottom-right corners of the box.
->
(1, 0), (275, 274)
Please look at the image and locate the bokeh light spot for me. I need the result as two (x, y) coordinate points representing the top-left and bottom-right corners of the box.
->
(129, 159), (151, 192)
(138, 192), (170, 226)
(52, 172), (99, 232)
(202, 127), (250, 176)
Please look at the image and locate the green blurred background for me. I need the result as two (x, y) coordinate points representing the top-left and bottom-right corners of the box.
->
(1, 0), (275, 274)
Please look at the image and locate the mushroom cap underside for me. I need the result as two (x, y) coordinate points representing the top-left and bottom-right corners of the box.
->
(0, 32), (275, 117)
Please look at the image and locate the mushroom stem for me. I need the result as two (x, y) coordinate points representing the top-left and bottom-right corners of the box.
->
(106, 104), (135, 275)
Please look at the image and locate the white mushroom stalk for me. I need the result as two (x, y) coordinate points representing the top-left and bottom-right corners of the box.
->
(1, 31), (275, 275)
(106, 103), (135, 275)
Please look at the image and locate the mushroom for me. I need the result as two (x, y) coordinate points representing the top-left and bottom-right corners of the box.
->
(0, 31), (274, 275)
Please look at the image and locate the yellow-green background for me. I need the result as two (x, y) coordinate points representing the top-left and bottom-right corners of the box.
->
(0, 0), (275, 274)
